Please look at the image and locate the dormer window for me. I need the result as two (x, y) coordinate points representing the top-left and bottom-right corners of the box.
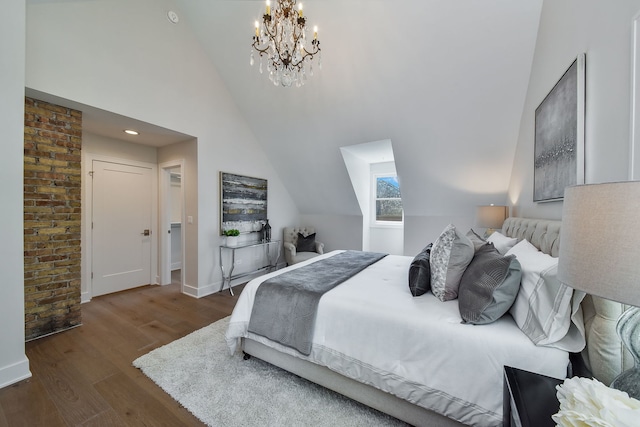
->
(373, 173), (403, 225)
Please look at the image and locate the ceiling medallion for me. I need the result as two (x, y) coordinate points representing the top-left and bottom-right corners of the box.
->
(250, 0), (321, 88)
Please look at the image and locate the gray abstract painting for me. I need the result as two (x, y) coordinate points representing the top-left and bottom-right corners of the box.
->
(220, 172), (267, 233)
(534, 57), (584, 202)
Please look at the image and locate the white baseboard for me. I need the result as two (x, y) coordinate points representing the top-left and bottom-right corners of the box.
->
(81, 291), (91, 304)
(182, 268), (280, 299)
(181, 262), (289, 299)
(0, 357), (31, 389)
(181, 279), (228, 298)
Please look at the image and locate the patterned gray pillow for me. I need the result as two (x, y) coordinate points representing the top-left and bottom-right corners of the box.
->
(430, 224), (475, 301)
(458, 243), (522, 324)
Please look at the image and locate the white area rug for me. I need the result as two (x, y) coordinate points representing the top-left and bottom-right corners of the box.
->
(133, 316), (408, 426)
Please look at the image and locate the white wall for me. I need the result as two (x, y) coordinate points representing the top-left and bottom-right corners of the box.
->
(83, 133), (158, 164)
(340, 148), (371, 250)
(26, 0), (299, 297)
(300, 214), (363, 252)
(0, 0), (31, 389)
(369, 227), (404, 255)
(508, 0), (640, 218)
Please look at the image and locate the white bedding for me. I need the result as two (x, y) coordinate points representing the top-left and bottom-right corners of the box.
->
(226, 250), (570, 426)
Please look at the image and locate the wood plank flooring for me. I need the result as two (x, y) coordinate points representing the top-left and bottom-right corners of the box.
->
(0, 278), (242, 426)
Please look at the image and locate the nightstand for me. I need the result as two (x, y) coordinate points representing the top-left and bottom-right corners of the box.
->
(503, 366), (563, 427)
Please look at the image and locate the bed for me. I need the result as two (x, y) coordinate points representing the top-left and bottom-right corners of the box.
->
(225, 217), (629, 427)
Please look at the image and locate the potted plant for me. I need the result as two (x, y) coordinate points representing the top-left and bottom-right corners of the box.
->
(223, 229), (240, 246)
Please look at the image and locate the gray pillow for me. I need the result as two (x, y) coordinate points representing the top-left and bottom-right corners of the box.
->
(458, 243), (522, 325)
(466, 228), (487, 252)
(408, 244), (432, 297)
(430, 224), (475, 301)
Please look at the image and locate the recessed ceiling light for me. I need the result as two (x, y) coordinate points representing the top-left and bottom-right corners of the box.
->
(124, 129), (139, 135)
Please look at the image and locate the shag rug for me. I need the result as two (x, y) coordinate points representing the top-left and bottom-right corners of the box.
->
(133, 316), (408, 426)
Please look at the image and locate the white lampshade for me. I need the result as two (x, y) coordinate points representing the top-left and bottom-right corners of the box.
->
(557, 181), (640, 307)
(476, 205), (508, 230)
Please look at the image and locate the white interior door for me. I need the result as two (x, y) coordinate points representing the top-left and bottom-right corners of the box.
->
(92, 160), (153, 296)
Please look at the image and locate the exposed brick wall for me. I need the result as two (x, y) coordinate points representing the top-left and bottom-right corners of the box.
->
(24, 97), (82, 341)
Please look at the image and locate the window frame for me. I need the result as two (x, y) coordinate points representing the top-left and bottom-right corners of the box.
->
(371, 172), (404, 228)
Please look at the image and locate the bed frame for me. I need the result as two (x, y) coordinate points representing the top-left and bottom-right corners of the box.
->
(242, 217), (629, 427)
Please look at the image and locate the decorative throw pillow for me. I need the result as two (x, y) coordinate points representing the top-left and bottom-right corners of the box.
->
(408, 244), (432, 297)
(296, 232), (316, 252)
(458, 243), (522, 324)
(466, 229), (487, 252)
(506, 239), (586, 352)
(487, 231), (518, 255)
(430, 224), (475, 301)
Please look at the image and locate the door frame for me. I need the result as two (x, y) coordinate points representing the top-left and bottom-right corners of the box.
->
(159, 160), (185, 288)
(82, 153), (158, 302)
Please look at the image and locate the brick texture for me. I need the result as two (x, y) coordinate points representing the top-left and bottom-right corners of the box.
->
(24, 97), (82, 341)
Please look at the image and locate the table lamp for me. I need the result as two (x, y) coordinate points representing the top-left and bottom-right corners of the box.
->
(476, 205), (508, 236)
(557, 181), (640, 399)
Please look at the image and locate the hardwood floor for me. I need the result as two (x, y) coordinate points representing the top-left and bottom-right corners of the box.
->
(0, 279), (243, 426)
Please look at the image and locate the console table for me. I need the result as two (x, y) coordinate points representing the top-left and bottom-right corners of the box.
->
(219, 240), (281, 296)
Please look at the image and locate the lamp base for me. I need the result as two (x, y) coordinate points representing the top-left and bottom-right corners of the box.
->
(611, 367), (640, 399)
(610, 306), (640, 400)
(483, 228), (496, 238)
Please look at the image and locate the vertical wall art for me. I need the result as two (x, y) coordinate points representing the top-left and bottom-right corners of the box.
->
(534, 53), (585, 202)
(220, 172), (267, 235)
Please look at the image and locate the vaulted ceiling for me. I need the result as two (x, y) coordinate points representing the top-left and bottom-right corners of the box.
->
(175, 0), (543, 217)
(48, 0), (543, 219)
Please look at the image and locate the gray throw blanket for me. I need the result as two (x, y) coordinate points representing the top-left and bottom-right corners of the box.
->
(248, 250), (387, 355)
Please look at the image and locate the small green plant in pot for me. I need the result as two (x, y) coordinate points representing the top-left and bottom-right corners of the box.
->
(223, 229), (240, 246)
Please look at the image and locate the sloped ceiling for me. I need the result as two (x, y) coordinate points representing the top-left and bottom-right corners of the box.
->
(176, 0), (543, 217)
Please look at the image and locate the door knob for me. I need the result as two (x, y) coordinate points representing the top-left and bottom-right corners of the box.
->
(142, 229), (151, 236)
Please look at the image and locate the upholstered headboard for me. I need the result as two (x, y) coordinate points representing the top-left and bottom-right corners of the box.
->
(502, 217), (632, 384)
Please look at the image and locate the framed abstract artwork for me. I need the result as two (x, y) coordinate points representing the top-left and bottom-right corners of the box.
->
(534, 53), (586, 202)
(219, 172), (267, 234)
(631, 12), (640, 180)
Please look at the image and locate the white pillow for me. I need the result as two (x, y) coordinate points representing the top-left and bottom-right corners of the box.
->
(430, 224), (475, 301)
(487, 231), (518, 255)
(506, 239), (585, 352)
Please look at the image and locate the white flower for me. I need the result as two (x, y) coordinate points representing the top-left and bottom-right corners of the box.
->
(552, 377), (640, 427)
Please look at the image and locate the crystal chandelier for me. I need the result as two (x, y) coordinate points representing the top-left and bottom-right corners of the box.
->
(250, 0), (321, 88)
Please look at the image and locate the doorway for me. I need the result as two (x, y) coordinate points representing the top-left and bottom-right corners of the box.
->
(159, 160), (185, 289)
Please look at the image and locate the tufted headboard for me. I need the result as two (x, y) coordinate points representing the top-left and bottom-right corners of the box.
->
(501, 217), (632, 384)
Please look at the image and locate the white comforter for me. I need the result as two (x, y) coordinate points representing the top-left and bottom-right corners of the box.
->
(226, 250), (569, 426)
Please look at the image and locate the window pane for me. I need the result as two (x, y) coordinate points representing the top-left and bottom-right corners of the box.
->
(376, 177), (401, 198)
(376, 199), (403, 222)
